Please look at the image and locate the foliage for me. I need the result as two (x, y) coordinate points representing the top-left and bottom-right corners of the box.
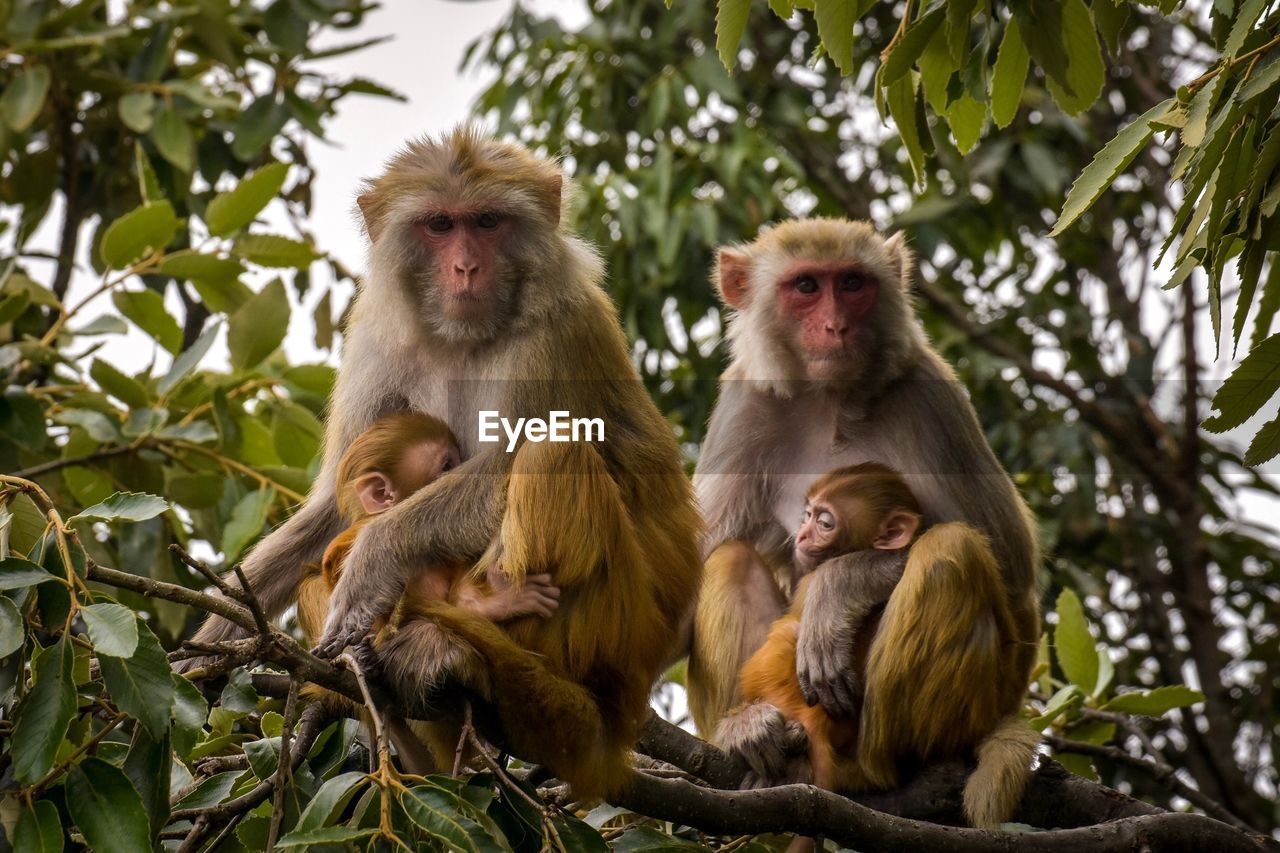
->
(0, 0), (1276, 847)
(707, 0), (1280, 462)
(472, 0), (1280, 832)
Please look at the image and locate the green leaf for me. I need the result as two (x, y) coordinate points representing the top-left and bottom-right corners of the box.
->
(173, 771), (240, 810)
(158, 251), (246, 286)
(2, 65), (51, 131)
(1092, 0), (1129, 56)
(99, 621), (174, 738)
(234, 234), (320, 268)
(1102, 685), (1205, 716)
(886, 74), (927, 187)
(100, 201), (178, 269)
(941, 1), (974, 61)
(65, 758), (153, 853)
(0, 595), (23, 656)
(158, 318), (222, 395)
(991, 19), (1029, 129)
(91, 360), (150, 408)
(1203, 332), (1280, 432)
(12, 637), (76, 783)
(1052, 99), (1174, 236)
(1183, 73), (1223, 149)
(228, 278), (290, 371)
(0, 557), (56, 589)
(1030, 684), (1083, 731)
(945, 94), (986, 154)
(15, 800), (64, 853)
(814, 0), (856, 75)
(880, 4), (946, 86)
(232, 96), (291, 161)
(150, 107), (195, 172)
(612, 826), (704, 851)
(121, 731), (170, 842)
(715, 0), (750, 71)
(1244, 414), (1280, 466)
(245, 736), (281, 780)
(70, 491), (169, 523)
(401, 785), (511, 853)
(220, 666), (261, 714)
(1053, 588), (1098, 694)
(205, 162), (290, 238)
(171, 673), (209, 758)
(81, 602), (139, 657)
(1044, 0), (1104, 116)
(294, 771), (368, 832)
(113, 288), (182, 354)
(118, 92), (155, 133)
(135, 143), (163, 202)
(52, 409), (121, 443)
(1223, 0), (1266, 58)
(275, 827), (378, 847)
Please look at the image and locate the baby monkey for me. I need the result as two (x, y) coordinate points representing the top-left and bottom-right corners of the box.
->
(296, 411), (559, 769)
(725, 462), (922, 792)
(298, 411), (559, 643)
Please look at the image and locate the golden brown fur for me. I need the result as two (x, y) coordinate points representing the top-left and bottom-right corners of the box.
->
(691, 219), (1040, 828)
(187, 128), (703, 800)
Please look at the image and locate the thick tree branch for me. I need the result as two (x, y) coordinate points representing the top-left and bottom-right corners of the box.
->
(613, 771), (1273, 853)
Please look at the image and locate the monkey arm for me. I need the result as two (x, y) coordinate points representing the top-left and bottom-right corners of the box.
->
(315, 450), (509, 657)
(794, 548), (908, 718)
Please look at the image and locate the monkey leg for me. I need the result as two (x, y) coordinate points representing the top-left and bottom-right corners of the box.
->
(378, 603), (624, 799)
(854, 522), (1031, 824)
(688, 541), (786, 736)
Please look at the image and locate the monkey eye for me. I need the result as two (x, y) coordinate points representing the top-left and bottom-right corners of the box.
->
(794, 275), (819, 294)
(816, 510), (835, 532)
(475, 211), (501, 230)
(840, 273), (867, 291)
(422, 214), (454, 233)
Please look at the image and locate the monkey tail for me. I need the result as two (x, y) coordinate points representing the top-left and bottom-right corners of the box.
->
(962, 714), (1039, 828)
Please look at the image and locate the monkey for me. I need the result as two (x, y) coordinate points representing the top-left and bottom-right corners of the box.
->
(294, 411), (560, 773)
(688, 218), (1041, 828)
(295, 411), (559, 647)
(723, 462), (927, 793)
(181, 127), (704, 800)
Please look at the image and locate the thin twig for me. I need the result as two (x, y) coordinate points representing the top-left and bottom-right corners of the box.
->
(453, 700), (474, 777)
(169, 543), (241, 601)
(233, 564), (271, 636)
(267, 678), (301, 851)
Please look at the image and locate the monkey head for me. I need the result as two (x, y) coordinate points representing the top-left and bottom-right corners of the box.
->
(356, 126), (571, 343)
(713, 219), (925, 389)
(351, 437), (459, 516)
(793, 462), (922, 573)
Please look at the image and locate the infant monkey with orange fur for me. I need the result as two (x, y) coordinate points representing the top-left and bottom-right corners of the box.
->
(724, 462), (927, 792)
(297, 412), (560, 768)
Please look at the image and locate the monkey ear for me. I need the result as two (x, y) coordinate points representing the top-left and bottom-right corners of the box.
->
(716, 249), (752, 309)
(354, 472), (397, 515)
(356, 193), (382, 244)
(873, 510), (920, 550)
(883, 231), (916, 286)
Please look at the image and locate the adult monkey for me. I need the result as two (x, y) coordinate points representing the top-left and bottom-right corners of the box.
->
(183, 127), (703, 798)
(689, 218), (1041, 826)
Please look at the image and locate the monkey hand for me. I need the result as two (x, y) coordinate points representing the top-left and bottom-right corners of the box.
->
(715, 702), (810, 787)
(795, 582), (861, 718)
(314, 530), (407, 658)
(483, 564), (561, 621)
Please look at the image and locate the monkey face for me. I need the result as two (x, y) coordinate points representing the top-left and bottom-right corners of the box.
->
(395, 439), (461, 494)
(776, 263), (879, 379)
(794, 496), (861, 571)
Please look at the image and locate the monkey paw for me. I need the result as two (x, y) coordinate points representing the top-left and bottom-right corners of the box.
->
(716, 702), (809, 786)
(313, 610), (376, 659)
(796, 622), (861, 719)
